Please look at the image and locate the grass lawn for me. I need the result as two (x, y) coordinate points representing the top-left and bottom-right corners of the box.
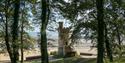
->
(25, 57), (96, 63)
(25, 57), (125, 63)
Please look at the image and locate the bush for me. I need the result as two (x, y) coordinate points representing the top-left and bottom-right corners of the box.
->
(50, 51), (58, 55)
(64, 51), (80, 58)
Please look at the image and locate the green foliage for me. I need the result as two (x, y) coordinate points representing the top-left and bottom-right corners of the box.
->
(52, 0), (125, 63)
(50, 51), (57, 55)
(24, 57), (96, 63)
(19, 32), (36, 50)
(1, 0), (125, 63)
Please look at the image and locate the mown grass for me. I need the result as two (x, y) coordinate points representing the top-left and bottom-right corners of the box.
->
(25, 57), (125, 63)
(25, 57), (96, 63)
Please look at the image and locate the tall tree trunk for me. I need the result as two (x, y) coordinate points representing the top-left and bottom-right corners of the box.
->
(12, 0), (20, 63)
(21, 19), (24, 63)
(41, 0), (49, 63)
(116, 26), (121, 49)
(21, 22), (24, 63)
(5, 0), (14, 63)
(96, 0), (104, 63)
(21, 9), (24, 63)
(105, 24), (113, 62)
(21, 1), (25, 63)
(5, 12), (14, 63)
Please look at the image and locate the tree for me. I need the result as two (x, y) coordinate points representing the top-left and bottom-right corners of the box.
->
(20, 1), (25, 63)
(11, 0), (20, 63)
(52, 1), (125, 62)
(96, 0), (104, 63)
(40, 0), (50, 63)
(104, 23), (113, 62)
(4, 0), (14, 62)
(19, 1), (36, 62)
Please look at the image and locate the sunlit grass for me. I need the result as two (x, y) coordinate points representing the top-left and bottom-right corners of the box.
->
(25, 57), (125, 63)
(24, 57), (96, 63)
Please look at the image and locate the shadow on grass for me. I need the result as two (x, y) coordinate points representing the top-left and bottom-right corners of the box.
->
(50, 57), (96, 63)
(25, 57), (96, 63)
